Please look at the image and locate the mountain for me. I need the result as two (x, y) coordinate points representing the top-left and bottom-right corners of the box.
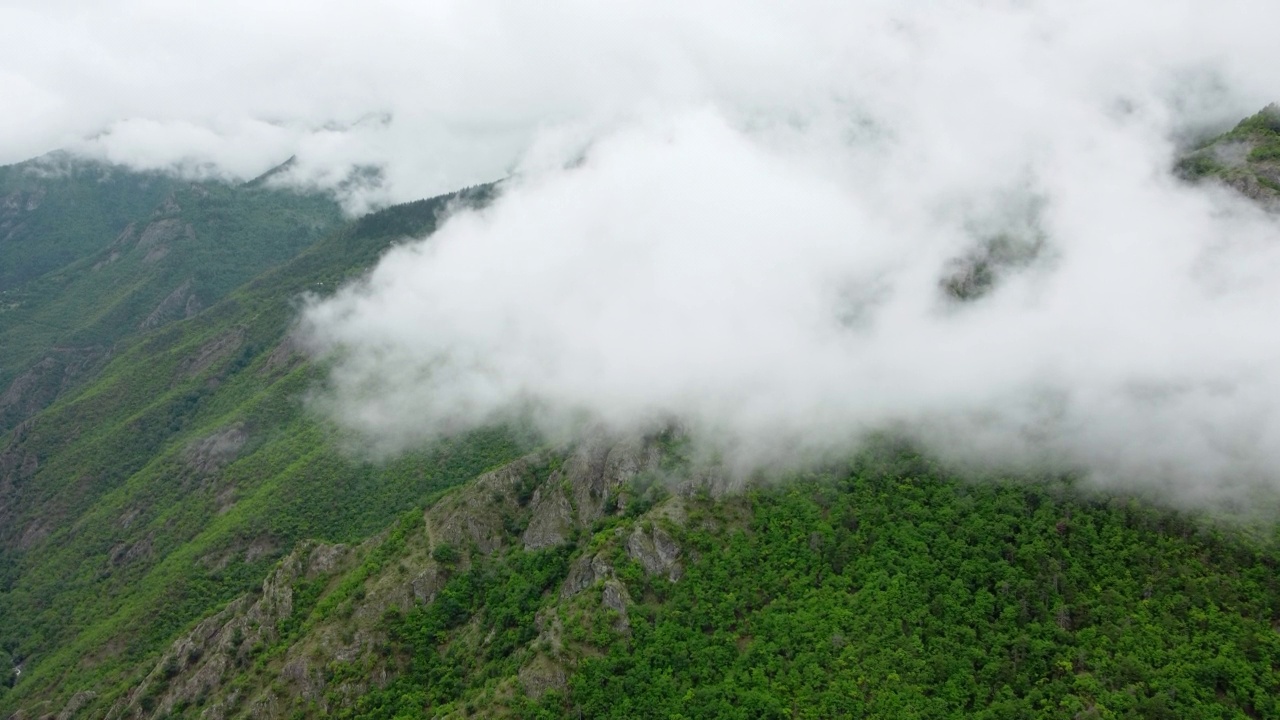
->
(0, 154), (344, 437)
(2, 118), (1280, 719)
(1177, 103), (1280, 207)
(0, 180), (519, 717)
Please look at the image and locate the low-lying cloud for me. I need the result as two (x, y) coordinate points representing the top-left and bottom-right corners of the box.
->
(7, 1), (1280, 508)
(300, 96), (1280, 509)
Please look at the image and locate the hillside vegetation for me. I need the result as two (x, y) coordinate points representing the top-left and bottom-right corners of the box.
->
(2, 116), (1280, 719)
(0, 181), (521, 716)
(1177, 103), (1280, 205)
(0, 155), (344, 437)
(81, 438), (1280, 719)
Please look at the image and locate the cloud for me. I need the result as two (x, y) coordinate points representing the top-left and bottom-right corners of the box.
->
(6, 0), (1280, 508)
(300, 95), (1280, 514)
(6, 1), (1272, 208)
(298, 1), (1280, 510)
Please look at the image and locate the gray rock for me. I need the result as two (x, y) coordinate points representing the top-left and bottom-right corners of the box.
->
(518, 655), (566, 699)
(184, 423), (248, 475)
(411, 563), (446, 604)
(175, 327), (245, 377)
(562, 433), (661, 528)
(522, 485), (574, 550)
(601, 580), (631, 632)
(140, 279), (196, 330)
(560, 552), (614, 599)
(137, 217), (180, 246)
(626, 525), (683, 582)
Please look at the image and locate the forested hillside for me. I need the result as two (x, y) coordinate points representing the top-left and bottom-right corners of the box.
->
(0, 155), (343, 437)
(2, 109), (1280, 719)
(0, 181), (521, 717)
(74, 439), (1280, 719)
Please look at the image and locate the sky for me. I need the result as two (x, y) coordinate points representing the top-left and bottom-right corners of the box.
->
(6, 0), (1280, 511)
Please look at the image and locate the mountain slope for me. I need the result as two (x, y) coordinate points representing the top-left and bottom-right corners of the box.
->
(0, 185), (524, 717)
(1177, 103), (1280, 208)
(98, 437), (1280, 719)
(0, 154), (179, 292)
(0, 155), (343, 437)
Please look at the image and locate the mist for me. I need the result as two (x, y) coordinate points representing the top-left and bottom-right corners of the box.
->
(293, 2), (1280, 510)
(5, 1), (1278, 209)
(299, 97), (1280, 506)
(7, 1), (1280, 509)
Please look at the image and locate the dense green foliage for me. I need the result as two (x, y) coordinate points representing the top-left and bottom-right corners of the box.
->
(1227, 104), (1280, 138)
(1231, 105), (1280, 167)
(347, 545), (573, 717)
(262, 451), (1280, 720)
(561, 465), (1280, 719)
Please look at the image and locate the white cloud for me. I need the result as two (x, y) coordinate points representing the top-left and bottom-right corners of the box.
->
(5, 0), (1280, 508)
(300, 89), (1280, 509)
(4, 1), (1269, 206)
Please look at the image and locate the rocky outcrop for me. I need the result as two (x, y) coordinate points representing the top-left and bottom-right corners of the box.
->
(601, 579), (632, 631)
(522, 484), (575, 550)
(176, 327), (245, 378)
(0, 186), (46, 216)
(184, 423), (248, 475)
(560, 551), (616, 600)
(93, 223), (137, 270)
(105, 540), (354, 720)
(0, 187), (47, 243)
(136, 217), (184, 249)
(0, 346), (109, 433)
(97, 433), (693, 719)
(426, 455), (540, 554)
(563, 434), (661, 527)
(54, 690), (96, 720)
(410, 563), (448, 604)
(108, 533), (154, 566)
(140, 279), (201, 330)
(131, 216), (195, 264)
(518, 654), (566, 699)
(626, 524), (684, 582)
(509, 433), (670, 555)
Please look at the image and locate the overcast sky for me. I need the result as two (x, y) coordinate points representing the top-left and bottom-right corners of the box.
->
(4, 1), (1279, 207)
(7, 1), (1280, 511)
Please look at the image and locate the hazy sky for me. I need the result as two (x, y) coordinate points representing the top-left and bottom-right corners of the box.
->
(4, 1), (1278, 207)
(6, 1), (1280, 510)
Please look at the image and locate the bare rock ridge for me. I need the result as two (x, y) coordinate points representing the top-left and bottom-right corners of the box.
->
(106, 541), (358, 719)
(0, 347), (109, 432)
(100, 432), (704, 718)
(140, 279), (202, 330)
